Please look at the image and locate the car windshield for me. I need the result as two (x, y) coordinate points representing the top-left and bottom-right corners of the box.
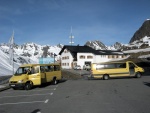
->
(14, 67), (30, 76)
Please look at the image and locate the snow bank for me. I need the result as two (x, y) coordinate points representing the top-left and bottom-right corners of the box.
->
(0, 49), (19, 76)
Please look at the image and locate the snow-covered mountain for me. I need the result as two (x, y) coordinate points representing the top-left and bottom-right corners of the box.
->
(85, 40), (108, 50)
(85, 36), (150, 51)
(85, 19), (150, 51)
(85, 40), (124, 50)
(122, 36), (150, 50)
(0, 43), (63, 76)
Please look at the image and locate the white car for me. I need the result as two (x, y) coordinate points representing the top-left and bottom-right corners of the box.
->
(74, 65), (81, 70)
(83, 64), (91, 70)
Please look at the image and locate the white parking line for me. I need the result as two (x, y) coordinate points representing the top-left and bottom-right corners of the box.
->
(2, 88), (57, 94)
(0, 99), (49, 106)
(50, 92), (53, 95)
(44, 99), (49, 103)
(29, 88), (57, 92)
(49, 85), (58, 87)
(0, 93), (53, 99)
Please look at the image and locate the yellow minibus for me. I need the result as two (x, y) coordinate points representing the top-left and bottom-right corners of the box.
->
(9, 63), (62, 90)
(89, 61), (144, 80)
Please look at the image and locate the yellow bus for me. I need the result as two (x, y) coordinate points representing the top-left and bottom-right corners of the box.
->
(9, 63), (62, 90)
(89, 61), (144, 80)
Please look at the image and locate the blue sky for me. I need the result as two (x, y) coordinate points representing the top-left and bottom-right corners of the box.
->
(0, 0), (150, 46)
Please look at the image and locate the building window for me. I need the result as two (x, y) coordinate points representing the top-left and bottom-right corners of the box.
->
(87, 55), (93, 59)
(101, 55), (106, 58)
(64, 49), (68, 53)
(122, 55), (125, 58)
(62, 56), (69, 60)
(108, 55), (112, 59)
(74, 63), (77, 66)
(80, 55), (85, 59)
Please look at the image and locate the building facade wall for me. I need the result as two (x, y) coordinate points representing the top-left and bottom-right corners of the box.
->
(61, 49), (73, 69)
(94, 55), (110, 63)
(60, 49), (127, 69)
(77, 53), (94, 69)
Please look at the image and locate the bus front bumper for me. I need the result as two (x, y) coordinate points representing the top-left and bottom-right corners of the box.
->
(9, 83), (26, 88)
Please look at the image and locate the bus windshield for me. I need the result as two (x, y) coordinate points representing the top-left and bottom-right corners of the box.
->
(15, 67), (30, 76)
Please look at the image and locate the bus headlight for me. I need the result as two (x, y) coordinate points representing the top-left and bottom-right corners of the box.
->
(18, 80), (23, 83)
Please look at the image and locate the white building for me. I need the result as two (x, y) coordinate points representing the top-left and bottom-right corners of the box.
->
(59, 45), (127, 69)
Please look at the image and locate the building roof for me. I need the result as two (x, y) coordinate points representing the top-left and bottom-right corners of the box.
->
(59, 45), (124, 55)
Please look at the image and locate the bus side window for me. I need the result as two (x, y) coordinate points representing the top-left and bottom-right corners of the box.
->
(44, 66), (49, 72)
(96, 64), (104, 70)
(105, 64), (115, 69)
(33, 66), (39, 74)
(48, 66), (54, 72)
(40, 66), (45, 73)
(118, 63), (126, 68)
(129, 63), (135, 69)
(54, 65), (60, 71)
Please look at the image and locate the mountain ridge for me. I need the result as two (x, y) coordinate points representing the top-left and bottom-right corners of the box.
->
(130, 19), (150, 43)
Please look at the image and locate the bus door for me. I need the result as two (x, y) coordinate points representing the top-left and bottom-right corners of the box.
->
(40, 66), (46, 84)
(129, 63), (135, 76)
(30, 66), (41, 85)
(44, 65), (54, 82)
(53, 65), (61, 79)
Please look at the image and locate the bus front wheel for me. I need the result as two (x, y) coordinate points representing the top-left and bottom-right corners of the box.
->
(25, 82), (32, 90)
(135, 72), (141, 78)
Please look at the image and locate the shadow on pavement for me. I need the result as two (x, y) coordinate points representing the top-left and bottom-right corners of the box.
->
(143, 82), (150, 87)
(31, 109), (41, 113)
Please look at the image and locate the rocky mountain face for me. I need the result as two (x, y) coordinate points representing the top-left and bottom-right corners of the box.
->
(85, 40), (108, 50)
(85, 40), (123, 50)
(130, 19), (150, 43)
(0, 43), (63, 64)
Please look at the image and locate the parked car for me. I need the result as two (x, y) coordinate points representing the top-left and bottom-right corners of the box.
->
(83, 64), (91, 70)
(74, 65), (81, 70)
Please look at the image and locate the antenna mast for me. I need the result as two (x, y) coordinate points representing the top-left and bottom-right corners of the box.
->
(9, 30), (14, 75)
(69, 26), (74, 45)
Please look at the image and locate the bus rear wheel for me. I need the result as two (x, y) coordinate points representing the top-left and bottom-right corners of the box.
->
(52, 78), (57, 85)
(103, 74), (109, 80)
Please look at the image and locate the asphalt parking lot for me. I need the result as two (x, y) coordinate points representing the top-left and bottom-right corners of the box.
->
(0, 70), (150, 113)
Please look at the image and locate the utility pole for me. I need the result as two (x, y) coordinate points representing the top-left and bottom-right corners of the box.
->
(69, 26), (74, 45)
